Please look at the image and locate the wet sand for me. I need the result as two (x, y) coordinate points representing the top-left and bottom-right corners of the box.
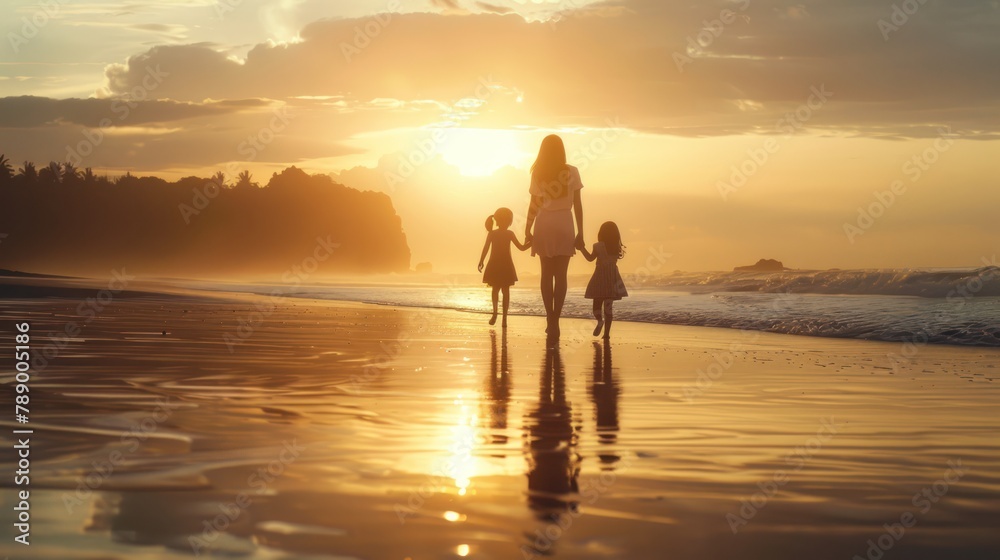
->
(1, 287), (999, 559)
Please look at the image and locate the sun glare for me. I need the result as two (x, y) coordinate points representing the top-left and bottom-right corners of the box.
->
(438, 128), (529, 177)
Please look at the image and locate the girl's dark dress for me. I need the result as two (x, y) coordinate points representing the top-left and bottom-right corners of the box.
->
(584, 242), (628, 300)
(483, 229), (518, 287)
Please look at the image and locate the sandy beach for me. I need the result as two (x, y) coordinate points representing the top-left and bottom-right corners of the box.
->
(2, 283), (999, 559)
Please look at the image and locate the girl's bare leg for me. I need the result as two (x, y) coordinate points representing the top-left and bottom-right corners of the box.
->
(501, 286), (510, 328)
(490, 286), (499, 325)
(592, 299), (604, 336)
(602, 300), (614, 339)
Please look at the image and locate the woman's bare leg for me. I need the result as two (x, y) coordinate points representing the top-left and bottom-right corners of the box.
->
(539, 257), (554, 332)
(551, 256), (571, 336)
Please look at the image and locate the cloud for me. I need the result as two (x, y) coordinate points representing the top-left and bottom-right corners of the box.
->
(91, 1), (1000, 138)
(474, 2), (513, 15)
(0, 95), (268, 128)
(0, 94), (371, 172)
(430, 0), (463, 11)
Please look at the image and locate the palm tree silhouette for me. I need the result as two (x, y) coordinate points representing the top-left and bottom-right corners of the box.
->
(114, 171), (135, 187)
(0, 154), (12, 184)
(82, 167), (96, 185)
(235, 170), (256, 190)
(211, 171), (226, 188)
(18, 161), (37, 184)
(38, 161), (61, 184)
(62, 162), (81, 185)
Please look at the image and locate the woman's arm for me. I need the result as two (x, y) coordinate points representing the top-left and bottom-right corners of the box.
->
(573, 189), (584, 246)
(525, 195), (542, 242)
(478, 233), (491, 272)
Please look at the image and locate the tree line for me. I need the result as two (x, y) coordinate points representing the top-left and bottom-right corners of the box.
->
(0, 155), (411, 277)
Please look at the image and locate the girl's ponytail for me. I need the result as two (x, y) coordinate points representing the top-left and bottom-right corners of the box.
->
(485, 214), (495, 231)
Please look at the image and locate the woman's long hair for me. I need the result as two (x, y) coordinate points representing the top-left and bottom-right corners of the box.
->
(531, 135), (569, 198)
(598, 221), (625, 260)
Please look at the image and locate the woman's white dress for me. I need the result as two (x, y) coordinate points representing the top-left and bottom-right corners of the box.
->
(529, 165), (583, 258)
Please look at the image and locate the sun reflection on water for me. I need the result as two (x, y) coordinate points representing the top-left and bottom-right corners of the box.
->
(449, 394), (478, 496)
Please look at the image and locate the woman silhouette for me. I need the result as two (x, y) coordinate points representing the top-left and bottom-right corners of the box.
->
(524, 135), (585, 337)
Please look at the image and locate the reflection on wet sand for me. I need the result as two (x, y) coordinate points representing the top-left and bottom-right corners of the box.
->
(87, 491), (259, 555)
(523, 344), (582, 554)
(483, 330), (511, 448)
(589, 340), (621, 470)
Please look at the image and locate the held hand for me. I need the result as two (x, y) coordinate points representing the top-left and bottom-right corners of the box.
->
(575, 234), (585, 250)
(478, 262), (484, 273)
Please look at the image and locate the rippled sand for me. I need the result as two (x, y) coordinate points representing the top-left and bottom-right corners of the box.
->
(1, 289), (999, 559)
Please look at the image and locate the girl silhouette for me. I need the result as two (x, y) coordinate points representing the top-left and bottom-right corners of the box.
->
(580, 221), (628, 339)
(479, 207), (530, 327)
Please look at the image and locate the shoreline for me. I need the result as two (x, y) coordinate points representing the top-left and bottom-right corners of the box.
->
(4, 273), (1000, 352)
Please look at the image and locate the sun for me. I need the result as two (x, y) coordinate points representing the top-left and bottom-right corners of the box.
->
(438, 128), (530, 177)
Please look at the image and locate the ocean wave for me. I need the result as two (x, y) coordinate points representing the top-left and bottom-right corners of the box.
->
(649, 266), (1000, 298)
(207, 274), (1000, 348)
(618, 306), (1000, 347)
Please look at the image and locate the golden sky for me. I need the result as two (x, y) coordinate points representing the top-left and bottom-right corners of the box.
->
(1, 0), (998, 273)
